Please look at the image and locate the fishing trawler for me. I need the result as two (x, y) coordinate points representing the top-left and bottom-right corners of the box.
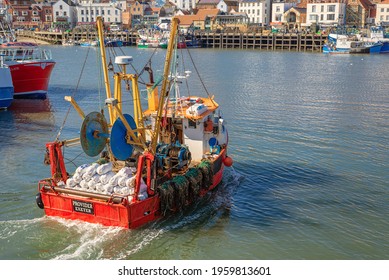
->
(36, 17), (233, 229)
(0, 3), (55, 99)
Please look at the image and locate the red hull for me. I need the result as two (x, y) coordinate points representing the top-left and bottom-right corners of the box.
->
(38, 149), (226, 229)
(8, 61), (55, 98)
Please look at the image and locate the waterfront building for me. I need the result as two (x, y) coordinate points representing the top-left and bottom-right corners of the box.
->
(271, 0), (299, 29)
(76, 0), (127, 25)
(213, 12), (249, 31)
(374, 0), (389, 26)
(8, 0), (53, 29)
(53, 0), (77, 28)
(305, 0), (346, 27)
(196, 0), (238, 13)
(170, 0), (196, 11)
(238, 0), (271, 26)
(283, 4), (307, 30)
(345, 0), (375, 27)
(175, 8), (220, 32)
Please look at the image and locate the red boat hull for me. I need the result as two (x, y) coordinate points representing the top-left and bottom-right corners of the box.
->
(8, 61), (55, 99)
(38, 149), (226, 229)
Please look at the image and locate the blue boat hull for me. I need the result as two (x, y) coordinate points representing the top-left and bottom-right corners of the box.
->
(380, 42), (389, 53)
(0, 86), (14, 109)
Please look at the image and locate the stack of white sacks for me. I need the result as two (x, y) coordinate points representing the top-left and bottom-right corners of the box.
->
(65, 162), (148, 201)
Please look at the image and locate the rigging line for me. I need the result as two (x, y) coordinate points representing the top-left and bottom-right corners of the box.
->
(55, 46), (91, 142)
(64, 151), (86, 168)
(96, 45), (103, 111)
(180, 46), (191, 99)
(186, 48), (217, 107)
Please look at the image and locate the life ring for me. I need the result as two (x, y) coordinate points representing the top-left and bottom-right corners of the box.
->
(35, 193), (44, 209)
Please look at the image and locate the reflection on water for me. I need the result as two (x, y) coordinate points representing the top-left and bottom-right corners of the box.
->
(0, 48), (388, 260)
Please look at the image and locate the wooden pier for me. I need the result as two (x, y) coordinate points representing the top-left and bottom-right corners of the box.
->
(16, 30), (326, 52)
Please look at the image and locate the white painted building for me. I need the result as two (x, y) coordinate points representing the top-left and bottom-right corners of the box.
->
(376, 0), (389, 26)
(271, 0), (297, 23)
(217, 0), (228, 13)
(170, 0), (196, 11)
(76, 0), (127, 24)
(306, 1), (346, 27)
(238, 0), (271, 26)
(53, 0), (77, 27)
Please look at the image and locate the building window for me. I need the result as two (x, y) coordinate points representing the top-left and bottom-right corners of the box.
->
(102, 10), (105, 15)
(276, 6), (280, 12)
(320, 14), (323, 20)
(96, 10), (99, 15)
(56, 11), (59, 16)
(13, 11), (18, 16)
(381, 8), (384, 12)
(91, 10), (94, 15)
(81, 10), (84, 15)
(32, 11), (38, 16)
(328, 5), (335, 12)
(60, 5), (63, 10)
(82, 17), (84, 22)
(46, 15), (52, 21)
(327, 14), (335, 21)
(46, 9), (50, 14)
(321, 5), (324, 12)
(312, 6), (316, 13)
(115, 10), (118, 15)
(22, 11), (28, 16)
(64, 11), (67, 16)
(108, 10), (111, 15)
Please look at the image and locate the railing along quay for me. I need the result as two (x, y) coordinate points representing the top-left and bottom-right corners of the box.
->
(16, 30), (326, 52)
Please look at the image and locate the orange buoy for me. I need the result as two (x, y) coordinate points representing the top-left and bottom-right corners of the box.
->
(223, 156), (233, 167)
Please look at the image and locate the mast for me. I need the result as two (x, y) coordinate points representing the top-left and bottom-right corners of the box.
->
(96, 16), (114, 125)
(150, 17), (179, 154)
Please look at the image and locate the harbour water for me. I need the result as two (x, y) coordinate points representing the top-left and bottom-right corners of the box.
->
(0, 47), (388, 260)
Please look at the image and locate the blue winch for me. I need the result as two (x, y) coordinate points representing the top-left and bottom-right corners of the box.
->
(156, 142), (191, 171)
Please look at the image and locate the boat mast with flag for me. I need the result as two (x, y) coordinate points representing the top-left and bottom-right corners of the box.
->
(36, 16), (233, 229)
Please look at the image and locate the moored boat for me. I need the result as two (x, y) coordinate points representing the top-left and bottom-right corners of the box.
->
(0, 54), (13, 109)
(136, 28), (169, 48)
(323, 36), (382, 54)
(36, 17), (233, 229)
(0, 42), (55, 99)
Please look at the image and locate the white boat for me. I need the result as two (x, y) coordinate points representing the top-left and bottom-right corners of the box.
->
(0, 53), (13, 109)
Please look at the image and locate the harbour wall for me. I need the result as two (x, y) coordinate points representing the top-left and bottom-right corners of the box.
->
(16, 30), (326, 52)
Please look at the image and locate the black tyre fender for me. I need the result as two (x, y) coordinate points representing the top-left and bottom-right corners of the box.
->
(36, 193), (44, 209)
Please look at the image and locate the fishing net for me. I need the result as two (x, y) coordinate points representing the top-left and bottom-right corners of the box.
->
(184, 167), (202, 201)
(172, 175), (189, 211)
(156, 182), (174, 215)
(198, 160), (213, 190)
